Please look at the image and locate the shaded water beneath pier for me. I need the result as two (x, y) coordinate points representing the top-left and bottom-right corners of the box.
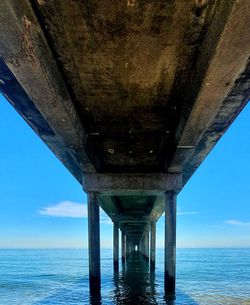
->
(96, 251), (159, 305)
(113, 252), (159, 304)
(90, 251), (198, 305)
(0, 248), (250, 305)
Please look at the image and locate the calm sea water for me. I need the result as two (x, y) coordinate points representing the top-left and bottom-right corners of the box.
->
(0, 248), (249, 305)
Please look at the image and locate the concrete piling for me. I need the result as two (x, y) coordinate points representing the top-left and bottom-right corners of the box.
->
(126, 237), (130, 258)
(164, 191), (177, 296)
(122, 232), (126, 262)
(87, 192), (101, 292)
(113, 221), (119, 271)
(150, 222), (156, 269)
(144, 231), (149, 261)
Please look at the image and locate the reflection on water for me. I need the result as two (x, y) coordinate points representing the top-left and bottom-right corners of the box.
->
(90, 251), (198, 305)
(112, 252), (157, 305)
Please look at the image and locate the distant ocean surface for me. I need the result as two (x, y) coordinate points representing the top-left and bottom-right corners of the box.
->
(0, 248), (249, 305)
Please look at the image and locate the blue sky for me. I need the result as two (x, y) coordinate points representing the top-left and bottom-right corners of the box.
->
(0, 94), (249, 248)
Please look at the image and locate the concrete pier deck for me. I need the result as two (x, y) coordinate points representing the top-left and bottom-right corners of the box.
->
(0, 0), (249, 297)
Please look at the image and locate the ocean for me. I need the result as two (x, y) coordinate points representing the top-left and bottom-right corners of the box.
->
(0, 248), (249, 305)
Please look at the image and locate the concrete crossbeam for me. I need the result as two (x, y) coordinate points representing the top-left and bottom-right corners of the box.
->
(115, 214), (150, 223)
(83, 173), (182, 194)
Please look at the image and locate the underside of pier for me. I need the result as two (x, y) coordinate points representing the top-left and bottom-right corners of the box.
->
(0, 0), (249, 297)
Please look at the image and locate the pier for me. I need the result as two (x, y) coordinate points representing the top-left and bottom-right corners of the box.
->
(0, 0), (249, 298)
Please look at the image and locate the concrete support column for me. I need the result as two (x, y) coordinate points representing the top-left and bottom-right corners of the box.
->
(141, 235), (145, 257)
(131, 241), (133, 253)
(140, 238), (144, 255)
(113, 221), (119, 270)
(150, 222), (156, 269)
(122, 232), (126, 262)
(165, 191), (177, 296)
(144, 231), (149, 260)
(87, 192), (100, 292)
(126, 237), (130, 258)
(130, 240), (133, 253)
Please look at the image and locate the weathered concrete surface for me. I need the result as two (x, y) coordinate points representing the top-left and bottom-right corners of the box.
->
(122, 231), (126, 262)
(113, 221), (119, 270)
(165, 192), (176, 295)
(32, 0), (195, 174)
(150, 222), (156, 269)
(83, 173), (182, 194)
(169, 0), (250, 185)
(88, 192), (101, 291)
(0, 0), (96, 181)
(144, 231), (149, 260)
(0, 0), (250, 294)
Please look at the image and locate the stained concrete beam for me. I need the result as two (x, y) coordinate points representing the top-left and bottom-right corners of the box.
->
(115, 216), (150, 224)
(82, 173), (182, 195)
(0, 58), (83, 182)
(120, 222), (147, 229)
(0, 0), (95, 182)
(169, 0), (250, 184)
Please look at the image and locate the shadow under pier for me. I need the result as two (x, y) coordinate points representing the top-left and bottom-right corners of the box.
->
(112, 251), (158, 305)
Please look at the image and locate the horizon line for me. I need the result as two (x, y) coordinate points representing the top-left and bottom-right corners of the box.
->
(0, 246), (250, 250)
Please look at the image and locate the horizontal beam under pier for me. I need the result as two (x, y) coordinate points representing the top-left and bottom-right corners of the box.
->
(82, 173), (182, 195)
(114, 214), (150, 223)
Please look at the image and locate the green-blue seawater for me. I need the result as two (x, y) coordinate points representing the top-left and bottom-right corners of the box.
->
(0, 248), (249, 304)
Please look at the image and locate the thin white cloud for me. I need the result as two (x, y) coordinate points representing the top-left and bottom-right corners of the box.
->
(39, 201), (112, 224)
(39, 201), (87, 218)
(225, 219), (250, 226)
(177, 211), (198, 216)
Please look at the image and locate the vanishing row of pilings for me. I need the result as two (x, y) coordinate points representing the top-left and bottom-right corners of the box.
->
(87, 191), (177, 297)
